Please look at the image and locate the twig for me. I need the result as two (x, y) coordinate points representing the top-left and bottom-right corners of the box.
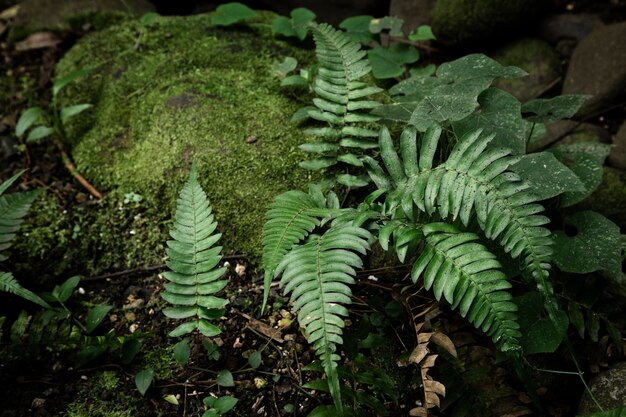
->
(52, 135), (103, 199)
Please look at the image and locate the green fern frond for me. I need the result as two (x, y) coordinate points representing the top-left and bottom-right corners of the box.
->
(369, 126), (554, 302)
(0, 181), (39, 262)
(161, 163), (228, 338)
(275, 223), (372, 413)
(0, 271), (51, 309)
(411, 223), (521, 352)
(299, 23), (383, 186)
(261, 188), (336, 312)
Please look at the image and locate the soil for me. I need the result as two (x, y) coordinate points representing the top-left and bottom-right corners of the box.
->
(1, 1), (625, 417)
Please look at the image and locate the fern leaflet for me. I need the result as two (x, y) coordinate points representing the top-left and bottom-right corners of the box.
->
(275, 223), (372, 413)
(0, 184), (39, 262)
(0, 272), (51, 309)
(161, 163), (228, 338)
(411, 223), (521, 352)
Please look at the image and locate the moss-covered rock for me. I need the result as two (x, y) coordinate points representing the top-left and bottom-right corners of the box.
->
(491, 38), (562, 102)
(25, 12), (317, 276)
(578, 167), (626, 231)
(431, 0), (547, 46)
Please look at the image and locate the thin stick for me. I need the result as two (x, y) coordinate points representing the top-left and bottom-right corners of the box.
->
(52, 136), (103, 199)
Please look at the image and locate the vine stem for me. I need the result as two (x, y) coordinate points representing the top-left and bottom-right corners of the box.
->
(51, 135), (103, 199)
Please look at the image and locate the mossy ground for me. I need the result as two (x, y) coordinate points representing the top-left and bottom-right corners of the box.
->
(14, 12), (319, 278)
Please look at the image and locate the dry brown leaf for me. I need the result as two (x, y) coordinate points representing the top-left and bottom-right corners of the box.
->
(409, 406), (429, 417)
(430, 331), (457, 357)
(421, 353), (438, 369)
(424, 379), (446, 396)
(410, 344), (429, 364)
(424, 391), (441, 408)
(418, 332), (434, 343)
(0, 4), (19, 19)
(247, 317), (284, 343)
(15, 32), (61, 51)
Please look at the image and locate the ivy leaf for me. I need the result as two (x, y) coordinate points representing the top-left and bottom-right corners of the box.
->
(408, 25), (436, 41)
(369, 16), (404, 37)
(173, 339), (191, 365)
(210, 2), (257, 26)
(135, 369), (154, 396)
(368, 44), (419, 79)
(271, 8), (316, 41)
(521, 95), (590, 124)
(217, 369), (235, 387)
(453, 88), (526, 154)
(549, 142), (611, 207)
(515, 292), (568, 354)
(85, 304), (112, 334)
(214, 396), (238, 413)
(509, 152), (585, 200)
(248, 351), (262, 369)
(339, 15), (375, 43)
(271, 57), (298, 79)
(374, 54), (526, 131)
(552, 211), (622, 278)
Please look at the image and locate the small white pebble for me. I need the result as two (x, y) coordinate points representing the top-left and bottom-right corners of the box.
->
(367, 275), (379, 281)
(78, 287), (85, 295)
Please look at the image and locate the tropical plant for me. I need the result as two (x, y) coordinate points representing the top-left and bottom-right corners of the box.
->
(261, 18), (623, 416)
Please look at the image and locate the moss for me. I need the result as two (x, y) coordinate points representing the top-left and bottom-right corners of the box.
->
(432, 0), (547, 46)
(491, 38), (561, 102)
(578, 167), (626, 230)
(63, 370), (141, 417)
(48, 11), (318, 266)
(140, 346), (175, 380)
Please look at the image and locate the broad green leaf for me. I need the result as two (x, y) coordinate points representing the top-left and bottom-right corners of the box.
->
(521, 95), (589, 124)
(339, 15), (375, 43)
(280, 75), (308, 87)
(248, 351), (262, 369)
(26, 126), (54, 143)
(52, 276), (81, 303)
(173, 339), (191, 365)
(85, 304), (112, 334)
(549, 142), (611, 207)
(271, 57), (298, 79)
(409, 64), (436, 78)
(515, 292), (568, 354)
(552, 211), (622, 278)
(453, 88), (526, 154)
(336, 174), (368, 188)
(216, 369), (235, 387)
(140, 12), (160, 25)
(369, 16), (404, 37)
(53, 67), (92, 97)
(409, 25), (436, 41)
(60, 104), (92, 123)
(211, 2), (256, 26)
(509, 152), (585, 200)
(121, 338), (143, 364)
(271, 8), (316, 40)
(368, 44), (419, 79)
(163, 394), (179, 405)
(214, 396), (238, 413)
(135, 369), (154, 396)
(16, 107), (44, 138)
(567, 301), (585, 338)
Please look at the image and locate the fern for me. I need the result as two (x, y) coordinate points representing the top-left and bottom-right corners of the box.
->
(161, 163), (228, 338)
(298, 22), (383, 187)
(411, 223), (521, 352)
(0, 272), (50, 309)
(274, 223), (372, 413)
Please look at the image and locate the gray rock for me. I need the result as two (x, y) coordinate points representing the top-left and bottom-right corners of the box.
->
(431, 0), (548, 46)
(389, 0), (436, 35)
(491, 38), (562, 103)
(609, 121), (626, 170)
(9, 0), (154, 41)
(563, 22), (626, 117)
(528, 120), (609, 153)
(538, 13), (604, 44)
(578, 362), (626, 416)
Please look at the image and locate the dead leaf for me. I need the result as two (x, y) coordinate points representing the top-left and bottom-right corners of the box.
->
(0, 4), (19, 19)
(421, 354), (438, 369)
(430, 331), (457, 357)
(418, 332), (433, 343)
(15, 32), (61, 51)
(409, 407), (428, 417)
(409, 344), (429, 364)
(424, 391), (440, 408)
(424, 379), (446, 396)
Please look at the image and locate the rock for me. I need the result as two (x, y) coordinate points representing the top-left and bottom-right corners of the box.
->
(491, 38), (562, 102)
(389, 0), (436, 35)
(431, 0), (548, 46)
(578, 167), (626, 231)
(608, 121), (626, 170)
(527, 120), (609, 153)
(52, 12), (318, 263)
(9, 0), (154, 41)
(578, 362), (626, 415)
(538, 13), (604, 45)
(563, 22), (626, 117)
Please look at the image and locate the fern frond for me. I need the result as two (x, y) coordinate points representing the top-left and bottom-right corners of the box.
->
(0, 185), (39, 262)
(370, 126), (554, 304)
(0, 271), (51, 309)
(411, 223), (521, 352)
(161, 163), (228, 338)
(275, 223), (372, 413)
(299, 23), (382, 186)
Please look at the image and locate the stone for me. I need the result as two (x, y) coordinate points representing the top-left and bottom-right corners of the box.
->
(389, 0), (436, 35)
(9, 0), (154, 41)
(608, 121), (626, 171)
(527, 120), (609, 153)
(578, 167), (626, 232)
(538, 13), (604, 45)
(431, 0), (548, 46)
(563, 22), (626, 117)
(491, 38), (562, 103)
(578, 362), (626, 415)
(49, 11), (317, 265)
